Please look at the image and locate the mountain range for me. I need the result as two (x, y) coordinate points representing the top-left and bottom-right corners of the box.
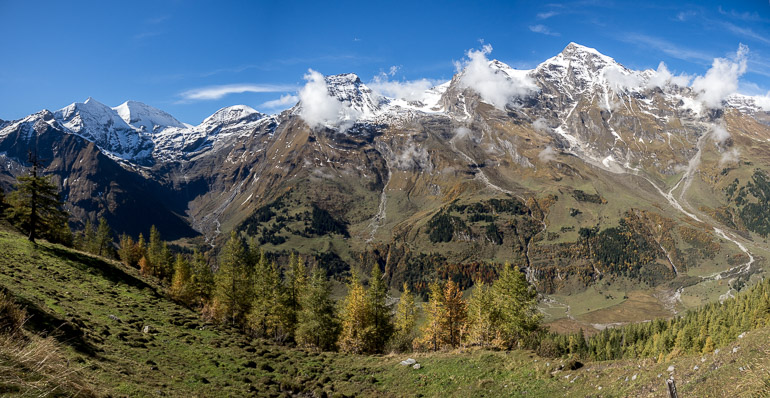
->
(2, 42), (769, 330)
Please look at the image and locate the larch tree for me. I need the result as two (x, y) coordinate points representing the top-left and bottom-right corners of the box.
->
(296, 266), (339, 351)
(214, 231), (253, 326)
(249, 250), (287, 341)
(442, 279), (467, 348)
(465, 280), (496, 348)
(5, 167), (70, 244)
(415, 281), (447, 351)
(95, 217), (112, 257)
(492, 263), (541, 348)
(170, 254), (194, 304)
(339, 270), (369, 354)
(285, 253), (307, 331)
(190, 249), (213, 305)
(366, 265), (393, 353)
(393, 282), (418, 352)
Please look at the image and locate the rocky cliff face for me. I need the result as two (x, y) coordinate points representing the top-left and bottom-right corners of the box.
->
(2, 44), (769, 317)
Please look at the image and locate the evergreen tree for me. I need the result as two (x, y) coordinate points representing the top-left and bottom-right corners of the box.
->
(442, 279), (467, 348)
(392, 282), (418, 352)
(492, 263), (541, 348)
(249, 250), (289, 341)
(95, 217), (112, 257)
(82, 219), (96, 252)
(5, 169), (70, 244)
(296, 266), (339, 351)
(170, 254), (194, 304)
(466, 280), (496, 347)
(190, 249), (213, 305)
(213, 231), (253, 325)
(285, 253), (307, 331)
(365, 265), (393, 353)
(147, 225), (164, 278)
(118, 233), (146, 268)
(415, 281), (447, 351)
(339, 270), (369, 354)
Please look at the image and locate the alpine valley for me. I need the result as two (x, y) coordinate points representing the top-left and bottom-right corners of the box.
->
(2, 42), (770, 334)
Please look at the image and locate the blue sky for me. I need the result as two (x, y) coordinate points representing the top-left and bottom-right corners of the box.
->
(1, 0), (768, 124)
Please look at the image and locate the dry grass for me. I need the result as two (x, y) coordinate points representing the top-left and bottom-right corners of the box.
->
(0, 291), (96, 397)
(740, 346), (770, 398)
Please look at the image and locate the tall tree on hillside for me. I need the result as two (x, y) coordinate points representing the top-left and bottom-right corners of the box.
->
(296, 266), (339, 351)
(285, 253), (308, 331)
(170, 254), (194, 304)
(366, 265), (393, 353)
(118, 233), (146, 268)
(95, 217), (112, 257)
(213, 231), (253, 325)
(249, 250), (288, 341)
(492, 263), (541, 348)
(442, 279), (467, 348)
(392, 282), (418, 352)
(5, 160), (70, 244)
(190, 249), (213, 305)
(339, 270), (369, 354)
(466, 280), (496, 347)
(81, 219), (96, 252)
(415, 281), (447, 351)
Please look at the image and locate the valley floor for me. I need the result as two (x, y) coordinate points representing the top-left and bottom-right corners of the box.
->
(0, 230), (768, 397)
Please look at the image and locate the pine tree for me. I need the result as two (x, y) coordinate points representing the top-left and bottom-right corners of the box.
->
(339, 270), (369, 354)
(392, 282), (417, 352)
(249, 250), (288, 341)
(296, 266), (339, 351)
(190, 249), (213, 304)
(492, 263), (541, 348)
(118, 234), (136, 267)
(5, 166), (70, 244)
(365, 265), (393, 353)
(95, 217), (112, 257)
(415, 281), (447, 351)
(466, 280), (495, 347)
(213, 231), (253, 325)
(170, 254), (194, 304)
(82, 219), (96, 252)
(443, 279), (467, 348)
(285, 253), (307, 331)
(147, 225), (164, 278)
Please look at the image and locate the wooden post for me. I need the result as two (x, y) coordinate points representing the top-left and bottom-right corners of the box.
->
(666, 377), (678, 398)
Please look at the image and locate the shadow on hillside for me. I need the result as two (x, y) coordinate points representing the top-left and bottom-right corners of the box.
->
(38, 245), (159, 295)
(3, 288), (100, 357)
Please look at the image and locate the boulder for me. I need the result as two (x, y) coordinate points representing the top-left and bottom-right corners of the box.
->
(400, 358), (416, 366)
(413, 363), (421, 370)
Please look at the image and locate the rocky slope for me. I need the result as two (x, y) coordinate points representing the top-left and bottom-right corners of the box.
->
(2, 43), (769, 328)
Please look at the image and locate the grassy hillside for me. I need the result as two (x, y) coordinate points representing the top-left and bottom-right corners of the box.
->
(0, 229), (769, 397)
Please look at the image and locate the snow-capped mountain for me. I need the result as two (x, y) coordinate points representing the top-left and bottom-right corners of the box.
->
(114, 100), (187, 133)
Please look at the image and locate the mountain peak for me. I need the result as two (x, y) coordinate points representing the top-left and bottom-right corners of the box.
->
(200, 105), (264, 127)
(113, 100), (185, 132)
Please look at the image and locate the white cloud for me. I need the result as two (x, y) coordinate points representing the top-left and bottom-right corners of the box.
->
(179, 83), (295, 101)
(720, 147), (740, 166)
(532, 118), (550, 133)
(529, 24), (560, 36)
(646, 62), (692, 89)
(711, 124), (731, 145)
(754, 94), (770, 111)
(260, 94), (298, 110)
(537, 11), (558, 19)
(454, 44), (539, 110)
(602, 66), (643, 90)
(453, 127), (472, 140)
(394, 143), (432, 171)
(368, 73), (439, 102)
(691, 44), (749, 109)
(538, 145), (557, 163)
(298, 69), (359, 131)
